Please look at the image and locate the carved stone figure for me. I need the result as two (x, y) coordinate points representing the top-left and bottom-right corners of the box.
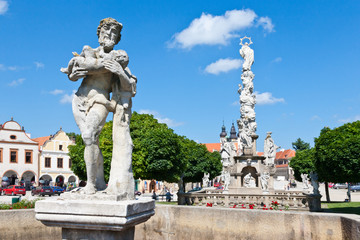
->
(202, 173), (210, 188)
(310, 171), (320, 195)
(264, 132), (280, 166)
(61, 18), (137, 198)
(239, 41), (254, 72)
(301, 173), (309, 189)
(237, 37), (256, 150)
(223, 170), (230, 191)
(243, 173), (256, 188)
(260, 172), (270, 192)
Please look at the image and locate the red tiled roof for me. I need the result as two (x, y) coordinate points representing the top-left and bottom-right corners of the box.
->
(203, 143), (221, 152)
(276, 164), (289, 168)
(32, 136), (51, 147)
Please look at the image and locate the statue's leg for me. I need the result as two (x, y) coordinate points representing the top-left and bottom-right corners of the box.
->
(73, 98), (108, 194)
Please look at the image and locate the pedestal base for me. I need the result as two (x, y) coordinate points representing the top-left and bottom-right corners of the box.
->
(35, 198), (155, 239)
(306, 193), (322, 212)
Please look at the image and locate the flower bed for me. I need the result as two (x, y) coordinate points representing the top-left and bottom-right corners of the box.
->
(0, 199), (41, 210)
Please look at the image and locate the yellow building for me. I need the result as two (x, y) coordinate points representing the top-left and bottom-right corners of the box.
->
(33, 128), (79, 187)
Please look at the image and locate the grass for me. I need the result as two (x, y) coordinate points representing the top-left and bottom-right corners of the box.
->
(321, 201), (360, 215)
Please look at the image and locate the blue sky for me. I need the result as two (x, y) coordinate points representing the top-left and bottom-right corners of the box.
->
(0, 0), (359, 151)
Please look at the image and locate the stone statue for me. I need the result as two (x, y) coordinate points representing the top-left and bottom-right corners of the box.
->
(220, 138), (231, 167)
(260, 172), (270, 192)
(223, 170), (230, 191)
(239, 38), (254, 72)
(237, 37), (256, 150)
(301, 173), (309, 189)
(61, 18), (137, 198)
(243, 173), (255, 188)
(310, 171), (320, 195)
(264, 132), (280, 166)
(202, 173), (210, 188)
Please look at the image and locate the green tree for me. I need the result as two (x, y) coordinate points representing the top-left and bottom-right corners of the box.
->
(179, 137), (222, 189)
(292, 138), (310, 151)
(289, 148), (315, 182)
(314, 122), (360, 201)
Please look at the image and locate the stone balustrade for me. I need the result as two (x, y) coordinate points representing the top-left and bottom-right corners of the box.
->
(180, 192), (308, 210)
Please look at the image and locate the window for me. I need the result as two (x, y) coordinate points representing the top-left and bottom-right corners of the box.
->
(57, 158), (63, 168)
(10, 149), (18, 163)
(0, 148), (2, 163)
(25, 150), (32, 163)
(10, 135), (16, 140)
(69, 159), (72, 168)
(59, 145), (63, 151)
(45, 157), (51, 168)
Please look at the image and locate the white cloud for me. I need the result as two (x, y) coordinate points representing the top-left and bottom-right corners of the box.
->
(138, 109), (184, 127)
(272, 57), (282, 63)
(34, 62), (44, 69)
(0, 0), (9, 15)
(254, 91), (285, 105)
(256, 16), (275, 33)
(0, 64), (24, 71)
(50, 89), (64, 95)
(204, 58), (243, 75)
(311, 115), (321, 121)
(8, 78), (25, 87)
(168, 9), (274, 49)
(60, 90), (76, 104)
(338, 115), (360, 123)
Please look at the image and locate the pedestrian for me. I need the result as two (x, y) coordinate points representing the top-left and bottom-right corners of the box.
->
(165, 191), (172, 202)
(152, 190), (157, 200)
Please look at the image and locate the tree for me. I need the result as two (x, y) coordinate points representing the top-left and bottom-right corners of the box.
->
(179, 136), (222, 189)
(289, 148), (315, 182)
(292, 138), (310, 151)
(314, 122), (360, 201)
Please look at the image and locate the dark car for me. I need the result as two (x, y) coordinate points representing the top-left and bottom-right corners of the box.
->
(51, 186), (65, 195)
(350, 184), (360, 192)
(3, 185), (26, 196)
(31, 186), (54, 196)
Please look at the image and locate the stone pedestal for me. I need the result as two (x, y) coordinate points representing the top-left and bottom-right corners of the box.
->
(35, 197), (155, 240)
(306, 193), (322, 212)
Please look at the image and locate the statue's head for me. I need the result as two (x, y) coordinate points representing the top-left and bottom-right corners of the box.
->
(97, 18), (123, 51)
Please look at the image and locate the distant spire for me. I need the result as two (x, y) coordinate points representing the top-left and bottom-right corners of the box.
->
(230, 122), (237, 140)
(220, 122), (227, 138)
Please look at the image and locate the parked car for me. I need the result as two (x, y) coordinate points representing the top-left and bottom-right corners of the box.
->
(188, 187), (202, 193)
(51, 186), (65, 195)
(328, 183), (335, 188)
(31, 186), (54, 196)
(3, 185), (26, 196)
(350, 184), (360, 192)
(333, 183), (347, 189)
(135, 191), (141, 196)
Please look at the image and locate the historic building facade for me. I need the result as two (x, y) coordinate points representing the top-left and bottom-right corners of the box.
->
(0, 119), (40, 187)
(33, 128), (78, 186)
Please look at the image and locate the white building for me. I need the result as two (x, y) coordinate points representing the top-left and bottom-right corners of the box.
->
(0, 119), (40, 187)
(33, 128), (78, 187)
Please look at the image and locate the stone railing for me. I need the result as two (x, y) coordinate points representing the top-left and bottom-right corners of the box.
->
(179, 192), (308, 209)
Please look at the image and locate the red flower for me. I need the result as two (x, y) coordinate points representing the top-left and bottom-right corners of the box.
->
(263, 204), (266, 207)
(270, 207), (273, 210)
(263, 208), (266, 210)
